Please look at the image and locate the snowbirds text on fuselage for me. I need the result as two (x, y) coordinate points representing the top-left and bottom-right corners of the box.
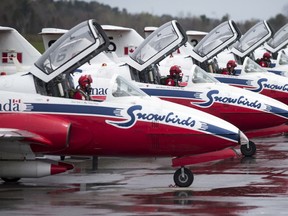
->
(0, 20), (250, 187)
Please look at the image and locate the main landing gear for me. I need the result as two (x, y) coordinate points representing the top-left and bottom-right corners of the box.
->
(173, 167), (194, 187)
(241, 141), (256, 157)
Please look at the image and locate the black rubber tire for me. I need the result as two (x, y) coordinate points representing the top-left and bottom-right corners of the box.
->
(241, 141), (256, 157)
(173, 167), (194, 187)
(1, 177), (21, 183)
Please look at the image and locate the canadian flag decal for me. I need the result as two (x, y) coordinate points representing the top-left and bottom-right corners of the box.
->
(2, 52), (22, 63)
(12, 99), (21, 103)
(124, 46), (136, 55)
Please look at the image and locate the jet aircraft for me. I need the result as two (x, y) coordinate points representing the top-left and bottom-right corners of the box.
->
(0, 20), (250, 187)
(38, 20), (288, 151)
(42, 21), (288, 151)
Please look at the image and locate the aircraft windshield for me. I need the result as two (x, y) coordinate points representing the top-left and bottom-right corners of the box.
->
(234, 22), (270, 53)
(243, 58), (267, 73)
(193, 21), (235, 57)
(267, 23), (288, 49)
(112, 76), (146, 97)
(184, 66), (218, 84)
(35, 21), (98, 75)
(279, 51), (288, 65)
(130, 22), (179, 64)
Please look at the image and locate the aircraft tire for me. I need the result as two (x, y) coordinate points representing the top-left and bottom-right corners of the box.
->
(1, 177), (21, 183)
(241, 141), (256, 157)
(173, 167), (194, 187)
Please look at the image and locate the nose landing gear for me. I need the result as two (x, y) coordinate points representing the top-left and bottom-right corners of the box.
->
(241, 141), (256, 157)
(172, 148), (237, 187)
(173, 167), (194, 187)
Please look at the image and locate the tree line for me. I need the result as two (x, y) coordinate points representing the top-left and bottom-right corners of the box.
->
(1, 0), (287, 42)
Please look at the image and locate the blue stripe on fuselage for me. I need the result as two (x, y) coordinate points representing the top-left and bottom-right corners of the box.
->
(215, 77), (252, 86)
(201, 122), (239, 142)
(26, 103), (121, 117)
(142, 88), (200, 99)
(267, 70), (283, 76)
(267, 104), (288, 119)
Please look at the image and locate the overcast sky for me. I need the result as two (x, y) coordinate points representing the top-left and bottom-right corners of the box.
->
(93, 0), (288, 22)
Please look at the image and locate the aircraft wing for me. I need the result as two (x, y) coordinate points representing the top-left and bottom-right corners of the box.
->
(0, 126), (68, 147)
(0, 126), (74, 179)
(0, 118), (74, 179)
(0, 128), (36, 140)
(0, 113), (72, 148)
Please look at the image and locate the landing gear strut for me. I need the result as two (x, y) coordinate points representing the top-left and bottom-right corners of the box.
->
(241, 141), (256, 157)
(173, 167), (194, 187)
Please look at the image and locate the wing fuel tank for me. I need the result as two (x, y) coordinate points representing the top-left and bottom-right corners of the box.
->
(0, 160), (73, 178)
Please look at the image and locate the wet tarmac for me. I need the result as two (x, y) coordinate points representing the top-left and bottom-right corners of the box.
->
(1, 135), (288, 215)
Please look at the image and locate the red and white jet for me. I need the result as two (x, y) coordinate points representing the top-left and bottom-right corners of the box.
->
(0, 20), (250, 187)
(40, 21), (288, 145)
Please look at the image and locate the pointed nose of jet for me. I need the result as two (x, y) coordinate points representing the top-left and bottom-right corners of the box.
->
(214, 83), (288, 133)
(245, 88), (288, 128)
(157, 98), (249, 156)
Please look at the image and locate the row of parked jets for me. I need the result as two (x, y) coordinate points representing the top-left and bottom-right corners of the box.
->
(0, 19), (288, 187)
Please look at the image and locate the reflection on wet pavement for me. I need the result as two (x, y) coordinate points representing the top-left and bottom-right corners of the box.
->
(1, 135), (288, 215)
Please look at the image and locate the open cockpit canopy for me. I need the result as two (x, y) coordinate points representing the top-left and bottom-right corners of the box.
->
(232, 21), (273, 58)
(191, 20), (241, 63)
(33, 19), (109, 83)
